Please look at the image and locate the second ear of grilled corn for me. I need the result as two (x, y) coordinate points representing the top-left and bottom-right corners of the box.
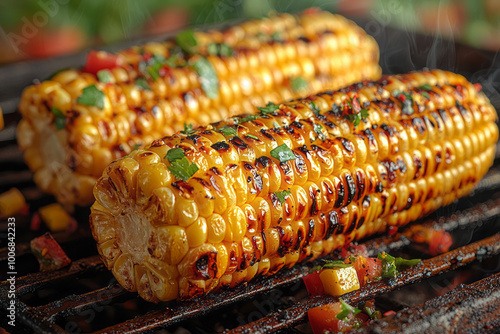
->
(16, 9), (381, 209)
(89, 70), (498, 302)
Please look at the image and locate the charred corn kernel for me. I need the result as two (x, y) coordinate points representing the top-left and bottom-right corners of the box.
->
(39, 203), (72, 232)
(18, 10), (381, 209)
(90, 70), (497, 302)
(0, 188), (26, 217)
(319, 266), (360, 296)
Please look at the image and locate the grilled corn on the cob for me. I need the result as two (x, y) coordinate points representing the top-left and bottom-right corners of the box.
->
(90, 69), (498, 302)
(16, 10), (381, 208)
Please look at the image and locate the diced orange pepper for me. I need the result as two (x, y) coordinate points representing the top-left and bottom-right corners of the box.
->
(319, 266), (360, 296)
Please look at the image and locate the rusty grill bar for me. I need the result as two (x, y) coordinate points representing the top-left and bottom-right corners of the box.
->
(1, 18), (500, 334)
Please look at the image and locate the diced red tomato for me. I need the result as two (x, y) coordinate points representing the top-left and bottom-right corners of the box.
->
(303, 271), (325, 297)
(383, 310), (396, 317)
(82, 50), (122, 74)
(365, 258), (383, 281)
(428, 229), (453, 256)
(349, 256), (382, 286)
(474, 83), (482, 92)
(308, 302), (345, 334)
(30, 212), (41, 231)
(30, 232), (71, 271)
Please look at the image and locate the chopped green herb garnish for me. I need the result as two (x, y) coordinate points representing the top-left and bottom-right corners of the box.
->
(422, 91), (430, 100)
(168, 157), (199, 181)
(336, 298), (362, 320)
(313, 123), (326, 141)
(378, 252), (398, 279)
(181, 123), (196, 135)
(165, 148), (198, 181)
(310, 259), (354, 273)
(165, 148), (185, 162)
(419, 84), (433, 91)
(274, 190), (291, 205)
(377, 253), (421, 278)
(270, 144), (296, 163)
(342, 97), (369, 127)
(246, 134), (259, 140)
(238, 114), (261, 123)
(290, 77), (308, 93)
(219, 125), (237, 136)
(176, 29), (197, 54)
(309, 101), (321, 115)
(207, 42), (234, 57)
(97, 69), (112, 83)
(394, 257), (421, 269)
(77, 85), (105, 109)
(192, 57), (219, 99)
(132, 143), (141, 150)
(51, 107), (65, 130)
(136, 77), (151, 90)
(271, 31), (283, 42)
(257, 102), (280, 115)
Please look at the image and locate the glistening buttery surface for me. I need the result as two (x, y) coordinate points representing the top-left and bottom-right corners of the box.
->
(90, 70), (498, 302)
(15, 10), (380, 208)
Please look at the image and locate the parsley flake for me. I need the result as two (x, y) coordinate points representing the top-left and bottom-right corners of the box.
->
(290, 77), (308, 93)
(270, 144), (297, 163)
(422, 91), (430, 100)
(274, 190), (291, 205)
(313, 122), (326, 141)
(168, 157), (199, 181)
(51, 107), (65, 130)
(238, 114), (261, 124)
(176, 30), (197, 54)
(77, 85), (105, 109)
(377, 252), (421, 278)
(336, 298), (362, 321)
(180, 123), (196, 135)
(165, 148), (199, 181)
(97, 69), (112, 83)
(219, 125), (237, 136)
(165, 148), (185, 162)
(192, 57), (219, 99)
(309, 101), (321, 115)
(258, 102), (280, 115)
(207, 42), (234, 57)
(136, 77), (151, 90)
(246, 134), (259, 140)
(132, 143), (141, 150)
(419, 84), (433, 91)
(271, 31), (283, 42)
(310, 259), (353, 273)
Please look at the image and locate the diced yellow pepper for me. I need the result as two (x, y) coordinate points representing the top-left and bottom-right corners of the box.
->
(39, 203), (72, 232)
(319, 266), (361, 296)
(0, 188), (26, 216)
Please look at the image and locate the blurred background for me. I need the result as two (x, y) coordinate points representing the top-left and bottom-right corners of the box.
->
(0, 0), (499, 63)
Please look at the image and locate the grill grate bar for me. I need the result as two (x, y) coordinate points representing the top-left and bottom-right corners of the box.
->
(228, 233), (500, 333)
(34, 284), (130, 321)
(353, 272), (500, 333)
(13, 256), (104, 296)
